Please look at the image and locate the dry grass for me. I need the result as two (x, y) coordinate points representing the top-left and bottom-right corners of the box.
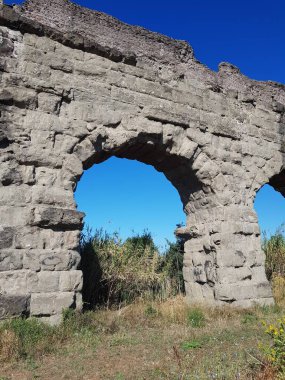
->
(0, 329), (19, 361)
(254, 365), (278, 380)
(0, 296), (283, 380)
(272, 274), (285, 307)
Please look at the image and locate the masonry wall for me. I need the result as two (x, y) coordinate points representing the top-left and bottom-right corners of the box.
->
(0, 0), (284, 323)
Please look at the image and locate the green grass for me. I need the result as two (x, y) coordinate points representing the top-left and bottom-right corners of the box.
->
(0, 317), (58, 360)
(241, 311), (258, 324)
(181, 340), (202, 350)
(187, 308), (206, 328)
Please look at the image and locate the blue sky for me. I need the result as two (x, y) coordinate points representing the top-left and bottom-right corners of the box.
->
(5, 0), (285, 246)
(75, 158), (185, 250)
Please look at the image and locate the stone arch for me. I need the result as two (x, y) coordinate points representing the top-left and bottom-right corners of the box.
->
(66, 116), (218, 308)
(0, 0), (284, 322)
(71, 120), (205, 203)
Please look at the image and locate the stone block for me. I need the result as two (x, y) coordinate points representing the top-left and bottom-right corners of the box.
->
(0, 185), (32, 206)
(0, 250), (23, 271)
(32, 186), (75, 208)
(0, 206), (33, 227)
(29, 250), (80, 271)
(215, 282), (272, 302)
(0, 270), (38, 295)
(30, 292), (75, 316)
(215, 249), (246, 268)
(0, 294), (30, 319)
(36, 271), (60, 293)
(37, 92), (61, 114)
(33, 207), (84, 229)
(217, 267), (252, 284)
(185, 282), (215, 304)
(251, 266), (268, 283)
(0, 227), (14, 249)
(59, 270), (83, 292)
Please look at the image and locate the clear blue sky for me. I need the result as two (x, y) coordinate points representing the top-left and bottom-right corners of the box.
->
(75, 158), (185, 250)
(6, 0), (285, 246)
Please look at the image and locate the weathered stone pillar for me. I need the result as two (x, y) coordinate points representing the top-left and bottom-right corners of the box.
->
(180, 195), (273, 307)
(0, 160), (84, 323)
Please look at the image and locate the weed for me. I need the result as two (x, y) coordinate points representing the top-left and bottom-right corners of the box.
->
(260, 317), (285, 376)
(260, 304), (282, 315)
(145, 304), (158, 317)
(241, 312), (258, 324)
(0, 318), (57, 360)
(114, 373), (125, 380)
(181, 340), (202, 350)
(187, 308), (206, 328)
(109, 333), (139, 347)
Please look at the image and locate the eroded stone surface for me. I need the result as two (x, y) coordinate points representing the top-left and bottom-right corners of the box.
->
(0, 0), (284, 321)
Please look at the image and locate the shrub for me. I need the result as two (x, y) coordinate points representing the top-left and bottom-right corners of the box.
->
(79, 228), (185, 309)
(187, 308), (206, 328)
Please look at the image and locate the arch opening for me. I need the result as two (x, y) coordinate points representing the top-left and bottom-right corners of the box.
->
(75, 156), (187, 308)
(73, 129), (204, 208)
(75, 157), (186, 249)
(254, 173), (285, 302)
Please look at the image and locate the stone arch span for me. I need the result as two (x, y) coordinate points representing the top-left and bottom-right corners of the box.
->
(0, 0), (284, 322)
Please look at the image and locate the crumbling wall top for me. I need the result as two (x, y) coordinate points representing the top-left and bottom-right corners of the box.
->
(0, 0), (284, 106)
(2, 0), (194, 66)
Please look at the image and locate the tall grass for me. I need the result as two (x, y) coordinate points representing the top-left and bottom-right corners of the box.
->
(79, 228), (185, 309)
(262, 224), (285, 280)
(80, 223), (285, 310)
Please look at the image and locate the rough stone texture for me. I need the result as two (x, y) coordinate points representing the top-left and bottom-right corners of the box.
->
(0, 294), (30, 318)
(0, 0), (284, 321)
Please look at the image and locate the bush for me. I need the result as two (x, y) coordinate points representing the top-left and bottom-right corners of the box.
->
(79, 228), (185, 309)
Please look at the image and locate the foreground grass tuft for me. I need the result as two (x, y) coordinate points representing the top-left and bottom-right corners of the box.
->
(187, 307), (206, 328)
(0, 318), (58, 361)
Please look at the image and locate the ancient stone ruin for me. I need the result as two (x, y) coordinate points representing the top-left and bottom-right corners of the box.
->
(0, 0), (284, 323)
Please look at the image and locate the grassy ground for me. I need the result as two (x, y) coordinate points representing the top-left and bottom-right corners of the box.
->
(0, 296), (282, 380)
